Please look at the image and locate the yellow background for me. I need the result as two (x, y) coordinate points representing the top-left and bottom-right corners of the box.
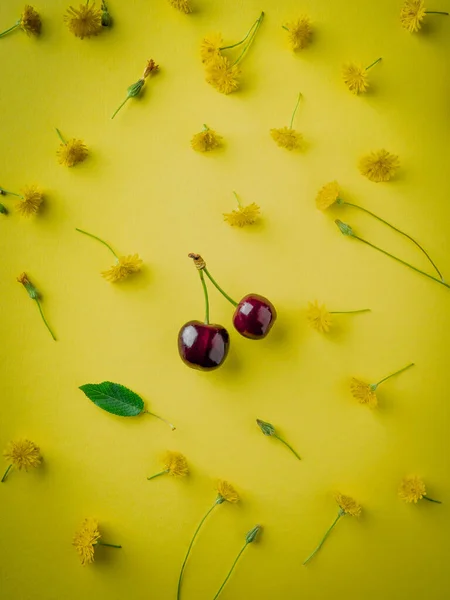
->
(1, 0), (449, 598)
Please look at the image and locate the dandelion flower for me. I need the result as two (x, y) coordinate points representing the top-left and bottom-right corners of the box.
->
(283, 16), (312, 50)
(73, 518), (121, 566)
(270, 127), (303, 150)
(147, 451), (189, 480)
(206, 54), (240, 95)
(350, 378), (378, 408)
(307, 301), (332, 333)
(359, 149), (400, 182)
(2, 439), (41, 482)
(316, 181), (340, 210)
(217, 480), (239, 503)
(16, 185), (43, 216)
(223, 191), (260, 227)
(191, 125), (222, 152)
(56, 129), (88, 167)
(399, 476), (441, 504)
(101, 254), (143, 282)
(200, 33), (223, 64)
(20, 5), (41, 35)
(168, 0), (192, 14)
(342, 58), (382, 95)
(400, 0), (449, 32)
(64, 3), (102, 39)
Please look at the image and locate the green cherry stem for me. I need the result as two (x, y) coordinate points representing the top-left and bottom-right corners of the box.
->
(213, 542), (249, 600)
(365, 57), (382, 70)
(0, 22), (20, 39)
(289, 93), (302, 129)
(147, 469), (169, 481)
(35, 299), (57, 341)
(274, 434), (301, 460)
(220, 17), (259, 51)
(55, 128), (66, 144)
(303, 509), (344, 566)
(232, 11), (264, 66)
(329, 309), (371, 315)
(96, 541), (122, 548)
(1, 464), (13, 482)
(142, 409), (176, 431)
(75, 228), (119, 259)
(203, 268), (238, 307)
(423, 496), (442, 504)
(373, 363), (414, 389)
(199, 270), (210, 325)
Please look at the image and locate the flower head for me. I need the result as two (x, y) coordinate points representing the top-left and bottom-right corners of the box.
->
(57, 138), (88, 167)
(73, 518), (101, 565)
(217, 480), (239, 503)
(20, 5), (41, 35)
(143, 59), (159, 78)
(3, 439), (41, 471)
(342, 63), (369, 95)
(350, 378), (378, 408)
(163, 451), (189, 477)
(284, 17), (312, 50)
(16, 185), (43, 216)
(398, 476), (427, 503)
(200, 34), (223, 64)
(316, 181), (340, 211)
(64, 3), (102, 39)
(359, 149), (400, 182)
(270, 127), (303, 151)
(191, 126), (222, 152)
(101, 254), (143, 283)
(206, 55), (240, 95)
(223, 202), (260, 227)
(17, 272), (39, 299)
(400, 0), (426, 32)
(335, 493), (361, 517)
(307, 301), (332, 333)
(168, 0), (192, 13)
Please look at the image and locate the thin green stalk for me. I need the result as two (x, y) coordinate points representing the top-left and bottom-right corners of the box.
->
(220, 18), (259, 51)
(424, 11), (449, 15)
(55, 128), (66, 144)
(199, 270), (210, 325)
(203, 268), (238, 307)
(213, 542), (248, 600)
(97, 541), (122, 548)
(374, 363), (414, 387)
(330, 309), (370, 314)
(177, 502), (218, 600)
(281, 25), (289, 31)
(0, 186), (21, 197)
(341, 201), (443, 281)
(289, 93), (302, 129)
(111, 97), (130, 120)
(233, 191), (242, 208)
(0, 22), (20, 38)
(147, 469), (169, 481)
(232, 12), (264, 66)
(423, 496), (442, 504)
(274, 434), (301, 460)
(143, 410), (176, 431)
(1, 464), (12, 482)
(35, 299), (56, 341)
(365, 57), (382, 70)
(75, 228), (118, 259)
(303, 510), (343, 565)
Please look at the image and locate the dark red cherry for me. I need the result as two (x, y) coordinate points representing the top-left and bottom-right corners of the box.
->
(178, 320), (230, 370)
(232, 294), (277, 339)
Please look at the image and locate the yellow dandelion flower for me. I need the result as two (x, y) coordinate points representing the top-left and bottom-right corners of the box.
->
(16, 185), (43, 216)
(191, 125), (222, 152)
(206, 54), (240, 95)
(168, 0), (192, 13)
(20, 5), (41, 35)
(73, 518), (100, 565)
(64, 3), (102, 39)
(101, 254), (143, 283)
(306, 301), (332, 333)
(398, 476), (426, 503)
(3, 439), (41, 474)
(270, 127), (303, 151)
(57, 136), (89, 167)
(223, 192), (260, 227)
(350, 378), (378, 408)
(316, 181), (340, 211)
(217, 480), (239, 503)
(283, 17), (312, 50)
(200, 33), (223, 63)
(359, 149), (400, 182)
(342, 63), (368, 94)
(164, 451), (189, 477)
(335, 493), (362, 517)
(401, 0), (426, 31)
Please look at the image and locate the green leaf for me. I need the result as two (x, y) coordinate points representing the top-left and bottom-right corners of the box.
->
(79, 381), (144, 417)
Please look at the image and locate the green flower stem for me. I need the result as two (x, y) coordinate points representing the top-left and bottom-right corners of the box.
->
(199, 270), (210, 325)
(142, 410), (176, 431)
(303, 510), (344, 566)
(274, 434), (301, 460)
(111, 96), (130, 120)
(203, 268), (238, 308)
(281, 25), (289, 31)
(365, 57), (382, 70)
(220, 18), (259, 51)
(0, 22), (20, 38)
(374, 363), (414, 388)
(55, 128), (66, 144)
(35, 299), (56, 341)
(233, 191), (242, 208)
(213, 542), (249, 600)
(232, 11), (264, 66)
(1, 464), (12, 482)
(0, 186), (21, 197)
(424, 11), (449, 15)
(329, 309), (370, 314)
(177, 502), (218, 600)
(340, 201), (443, 281)
(423, 496), (442, 504)
(147, 469), (169, 481)
(289, 93), (302, 129)
(96, 541), (122, 548)
(75, 228), (119, 259)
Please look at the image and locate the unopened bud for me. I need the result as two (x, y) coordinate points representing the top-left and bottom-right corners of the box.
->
(17, 272), (39, 299)
(246, 525), (261, 544)
(188, 253), (206, 270)
(256, 419), (275, 436)
(335, 219), (354, 237)
(0, 203), (7, 214)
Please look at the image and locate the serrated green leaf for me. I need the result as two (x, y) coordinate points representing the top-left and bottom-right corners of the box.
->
(79, 381), (144, 417)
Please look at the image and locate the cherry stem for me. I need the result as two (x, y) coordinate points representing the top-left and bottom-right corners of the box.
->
(365, 57), (382, 71)
(203, 268), (238, 307)
(423, 496), (442, 504)
(274, 434), (301, 460)
(0, 22), (20, 38)
(96, 541), (122, 549)
(220, 18), (259, 51)
(35, 299), (57, 341)
(147, 469), (169, 481)
(289, 93), (302, 129)
(329, 309), (371, 314)
(55, 128), (66, 144)
(232, 12), (264, 66)
(75, 228), (119, 259)
(143, 410), (176, 431)
(198, 270), (210, 325)
(373, 363), (414, 388)
(213, 542), (249, 599)
(1, 464), (12, 482)
(303, 510), (344, 566)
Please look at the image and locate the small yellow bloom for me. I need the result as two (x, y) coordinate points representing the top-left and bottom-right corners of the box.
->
(398, 476), (427, 503)
(307, 301), (332, 333)
(359, 149), (400, 183)
(335, 493), (362, 517)
(191, 126), (222, 152)
(16, 185), (43, 217)
(400, 0), (426, 31)
(57, 138), (88, 167)
(270, 127), (303, 151)
(3, 439), (41, 470)
(73, 518), (100, 565)
(168, 0), (192, 13)
(20, 5), (41, 35)
(316, 181), (340, 211)
(200, 34), (223, 63)
(350, 378), (378, 408)
(143, 59), (159, 78)
(205, 54), (240, 95)
(284, 17), (312, 50)
(217, 480), (239, 503)
(342, 63), (369, 95)
(101, 254), (143, 283)
(223, 202), (260, 228)
(64, 3), (102, 39)
(164, 451), (189, 477)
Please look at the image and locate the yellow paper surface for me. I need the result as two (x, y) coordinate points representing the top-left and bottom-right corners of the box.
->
(1, 0), (449, 598)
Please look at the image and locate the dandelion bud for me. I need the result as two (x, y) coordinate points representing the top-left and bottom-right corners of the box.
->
(256, 419), (275, 436)
(101, 1), (112, 26)
(17, 272), (39, 299)
(188, 253), (206, 270)
(0, 203), (7, 214)
(335, 220), (354, 237)
(245, 525), (261, 544)
(127, 79), (145, 99)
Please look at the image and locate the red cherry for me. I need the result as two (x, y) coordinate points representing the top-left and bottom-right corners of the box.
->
(233, 294), (277, 339)
(178, 320), (230, 370)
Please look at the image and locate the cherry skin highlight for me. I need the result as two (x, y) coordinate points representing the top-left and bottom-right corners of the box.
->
(178, 320), (230, 370)
(233, 294), (277, 339)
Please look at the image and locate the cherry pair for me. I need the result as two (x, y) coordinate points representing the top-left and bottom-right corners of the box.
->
(178, 254), (277, 370)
